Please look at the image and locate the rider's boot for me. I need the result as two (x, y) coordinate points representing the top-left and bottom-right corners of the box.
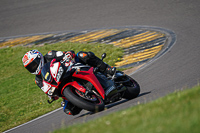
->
(91, 54), (116, 76)
(95, 61), (116, 76)
(105, 66), (116, 76)
(61, 99), (82, 115)
(61, 100), (72, 115)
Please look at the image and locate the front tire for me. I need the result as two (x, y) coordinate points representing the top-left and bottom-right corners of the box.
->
(63, 86), (105, 112)
(123, 76), (140, 100)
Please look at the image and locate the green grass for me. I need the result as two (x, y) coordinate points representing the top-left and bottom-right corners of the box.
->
(54, 86), (200, 133)
(0, 42), (123, 132)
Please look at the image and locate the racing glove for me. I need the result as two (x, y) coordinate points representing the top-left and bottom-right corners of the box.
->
(62, 51), (75, 67)
(63, 51), (75, 63)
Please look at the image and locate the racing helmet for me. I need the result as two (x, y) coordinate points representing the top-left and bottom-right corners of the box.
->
(22, 50), (44, 75)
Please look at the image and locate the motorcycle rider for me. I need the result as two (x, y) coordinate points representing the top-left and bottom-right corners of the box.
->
(22, 49), (116, 115)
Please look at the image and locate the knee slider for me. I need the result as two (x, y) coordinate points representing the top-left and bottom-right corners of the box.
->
(77, 51), (90, 63)
(78, 51), (89, 59)
(78, 51), (95, 60)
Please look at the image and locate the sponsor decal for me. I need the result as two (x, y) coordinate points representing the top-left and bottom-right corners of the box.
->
(50, 62), (60, 79)
(82, 53), (87, 58)
(22, 53), (29, 64)
(45, 72), (49, 80)
(56, 67), (64, 82)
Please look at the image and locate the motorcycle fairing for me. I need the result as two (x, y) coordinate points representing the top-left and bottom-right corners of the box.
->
(42, 80), (51, 93)
(61, 81), (86, 95)
(72, 67), (105, 100)
(42, 80), (57, 94)
(50, 62), (61, 83)
(41, 62), (53, 83)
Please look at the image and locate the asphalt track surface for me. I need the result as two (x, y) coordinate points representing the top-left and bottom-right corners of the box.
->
(1, 0), (200, 132)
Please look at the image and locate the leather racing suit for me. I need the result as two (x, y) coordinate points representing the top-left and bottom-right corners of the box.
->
(35, 50), (115, 115)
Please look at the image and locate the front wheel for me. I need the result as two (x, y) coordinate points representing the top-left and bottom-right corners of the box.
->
(122, 76), (140, 100)
(63, 86), (105, 112)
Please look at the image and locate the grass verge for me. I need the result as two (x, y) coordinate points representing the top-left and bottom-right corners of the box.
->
(0, 42), (123, 132)
(54, 85), (200, 133)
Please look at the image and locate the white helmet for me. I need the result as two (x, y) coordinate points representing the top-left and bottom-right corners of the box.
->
(22, 50), (44, 75)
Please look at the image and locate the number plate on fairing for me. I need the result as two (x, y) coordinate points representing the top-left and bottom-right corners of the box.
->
(41, 81), (51, 93)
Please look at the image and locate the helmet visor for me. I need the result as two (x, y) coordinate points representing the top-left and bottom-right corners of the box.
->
(25, 56), (41, 73)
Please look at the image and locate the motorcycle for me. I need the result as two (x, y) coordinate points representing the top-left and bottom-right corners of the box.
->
(41, 53), (140, 113)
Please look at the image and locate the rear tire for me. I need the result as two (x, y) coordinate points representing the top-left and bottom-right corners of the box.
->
(63, 87), (105, 112)
(123, 76), (140, 100)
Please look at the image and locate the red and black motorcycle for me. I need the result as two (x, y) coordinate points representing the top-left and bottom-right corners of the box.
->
(41, 53), (140, 112)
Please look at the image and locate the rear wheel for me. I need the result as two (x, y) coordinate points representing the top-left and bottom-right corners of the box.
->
(122, 76), (140, 100)
(63, 86), (105, 112)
